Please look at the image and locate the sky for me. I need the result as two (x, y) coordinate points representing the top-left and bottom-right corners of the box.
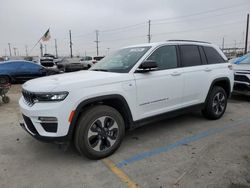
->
(0, 0), (249, 57)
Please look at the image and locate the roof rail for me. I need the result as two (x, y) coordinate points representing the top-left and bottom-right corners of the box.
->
(167, 39), (211, 44)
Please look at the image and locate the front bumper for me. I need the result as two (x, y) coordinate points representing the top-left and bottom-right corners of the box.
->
(233, 82), (250, 96)
(20, 121), (69, 143)
(19, 96), (74, 143)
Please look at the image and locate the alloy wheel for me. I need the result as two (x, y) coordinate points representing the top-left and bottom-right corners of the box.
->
(87, 116), (119, 152)
(212, 92), (226, 115)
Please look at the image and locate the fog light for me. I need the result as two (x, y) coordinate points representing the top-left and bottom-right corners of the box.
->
(38, 117), (57, 123)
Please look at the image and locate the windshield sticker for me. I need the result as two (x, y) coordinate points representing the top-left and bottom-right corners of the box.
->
(130, 48), (145, 52)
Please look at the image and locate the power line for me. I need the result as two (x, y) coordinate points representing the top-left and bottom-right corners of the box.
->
(101, 22), (146, 33)
(153, 20), (244, 37)
(151, 9), (248, 26)
(152, 2), (250, 23)
(101, 20), (244, 43)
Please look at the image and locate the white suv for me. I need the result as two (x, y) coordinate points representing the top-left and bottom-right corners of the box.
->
(19, 40), (234, 159)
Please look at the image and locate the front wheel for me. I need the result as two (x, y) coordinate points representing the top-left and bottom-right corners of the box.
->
(202, 86), (228, 120)
(74, 105), (125, 159)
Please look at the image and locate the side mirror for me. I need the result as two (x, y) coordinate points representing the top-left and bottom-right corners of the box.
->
(137, 60), (157, 72)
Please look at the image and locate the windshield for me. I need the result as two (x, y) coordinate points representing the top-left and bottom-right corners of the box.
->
(90, 46), (151, 73)
(233, 53), (250, 64)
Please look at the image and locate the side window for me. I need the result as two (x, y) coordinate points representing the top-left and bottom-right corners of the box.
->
(203, 46), (226, 64)
(198, 46), (207, 64)
(147, 45), (177, 70)
(180, 45), (201, 67)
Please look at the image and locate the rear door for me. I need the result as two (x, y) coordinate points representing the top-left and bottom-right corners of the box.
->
(134, 45), (184, 120)
(179, 45), (210, 106)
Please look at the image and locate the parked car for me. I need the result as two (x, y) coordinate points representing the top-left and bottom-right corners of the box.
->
(57, 57), (84, 72)
(79, 56), (94, 69)
(0, 60), (60, 83)
(40, 53), (60, 68)
(93, 56), (105, 64)
(230, 53), (250, 96)
(19, 40), (233, 159)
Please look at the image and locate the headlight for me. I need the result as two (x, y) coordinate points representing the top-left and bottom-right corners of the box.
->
(34, 92), (68, 102)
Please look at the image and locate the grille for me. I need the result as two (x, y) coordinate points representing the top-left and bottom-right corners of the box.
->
(22, 90), (36, 106)
(40, 59), (54, 67)
(234, 75), (250, 83)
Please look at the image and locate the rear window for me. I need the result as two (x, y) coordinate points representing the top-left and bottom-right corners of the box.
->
(180, 45), (202, 67)
(203, 46), (225, 64)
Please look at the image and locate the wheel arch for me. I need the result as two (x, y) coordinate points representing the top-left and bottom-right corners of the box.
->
(0, 74), (13, 84)
(68, 94), (134, 140)
(206, 77), (231, 103)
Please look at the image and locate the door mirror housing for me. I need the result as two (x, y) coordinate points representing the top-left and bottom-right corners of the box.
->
(137, 60), (157, 72)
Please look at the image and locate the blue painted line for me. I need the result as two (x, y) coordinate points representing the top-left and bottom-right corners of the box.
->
(116, 119), (246, 168)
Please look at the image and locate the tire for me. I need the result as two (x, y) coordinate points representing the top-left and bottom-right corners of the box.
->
(202, 86), (227, 120)
(87, 64), (91, 69)
(0, 76), (10, 85)
(74, 105), (125, 159)
(2, 96), (10, 104)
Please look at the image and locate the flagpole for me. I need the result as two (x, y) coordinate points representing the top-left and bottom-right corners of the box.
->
(28, 36), (43, 55)
(28, 28), (50, 56)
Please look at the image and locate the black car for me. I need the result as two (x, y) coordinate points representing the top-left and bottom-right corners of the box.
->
(0, 60), (60, 83)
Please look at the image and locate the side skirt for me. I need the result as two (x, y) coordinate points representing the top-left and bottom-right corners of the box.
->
(131, 103), (205, 129)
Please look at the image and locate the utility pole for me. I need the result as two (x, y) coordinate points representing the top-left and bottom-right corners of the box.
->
(222, 37), (225, 50)
(69, 30), (73, 58)
(244, 14), (249, 54)
(234, 40), (237, 56)
(147, 20), (151, 43)
(94, 30), (100, 56)
(13, 47), (17, 56)
(8, 43), (12, 56)
(54, 39), (58, 58)
(44, 44), (47, 54)
(25, 45), (28, 56)
(40, 43), (43, 57)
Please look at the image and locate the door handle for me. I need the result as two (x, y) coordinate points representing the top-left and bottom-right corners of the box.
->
(204, 68), (212, 72)
(171, 71), (181, 76)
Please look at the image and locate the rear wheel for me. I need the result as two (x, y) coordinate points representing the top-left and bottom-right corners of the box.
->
(2, 96), (10, 104)
(202, 86), (227, 120)
(74, 105), (125, 159)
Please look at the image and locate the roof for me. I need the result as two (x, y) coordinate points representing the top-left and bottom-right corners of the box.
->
(124, 40), (215, 49)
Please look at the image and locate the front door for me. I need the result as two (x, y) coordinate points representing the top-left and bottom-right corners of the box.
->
(134, 45), (184, 120)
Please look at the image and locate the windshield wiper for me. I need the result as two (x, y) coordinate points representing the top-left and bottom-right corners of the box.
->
(91, 69), (109, 72)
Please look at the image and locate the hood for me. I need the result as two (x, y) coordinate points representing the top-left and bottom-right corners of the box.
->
(233, 64), (250, 72)
(22, 70), (131, 92)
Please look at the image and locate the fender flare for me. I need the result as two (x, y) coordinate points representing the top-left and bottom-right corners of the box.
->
(205, 77), (231, 104)
(67, 94), (134, 139)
